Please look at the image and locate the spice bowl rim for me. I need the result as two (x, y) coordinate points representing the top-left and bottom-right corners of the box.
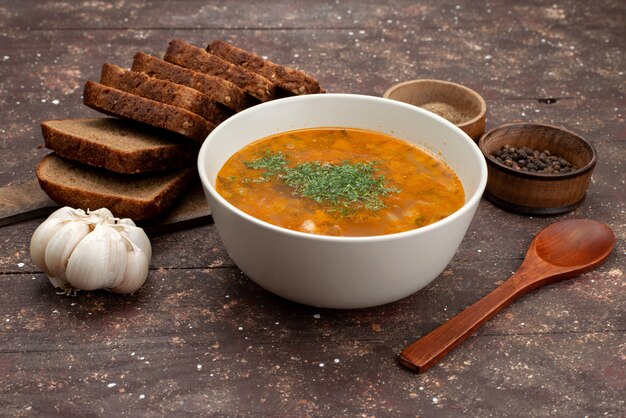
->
(383, 78), (487, 132)
(478, 122), (597, 180)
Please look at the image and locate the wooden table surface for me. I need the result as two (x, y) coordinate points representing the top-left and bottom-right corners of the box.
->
(1, 1), (624, 416)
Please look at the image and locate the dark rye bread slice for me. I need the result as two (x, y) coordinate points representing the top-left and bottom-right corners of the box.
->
(99, 63), (231, 124)
(36, 153), (195, 220)
(132, 52), (252, 112)
(41, 118), (198, 174)
(208, 40), (325, 96)
(164, 39), (277, 103)
(83, 81), (214, 143)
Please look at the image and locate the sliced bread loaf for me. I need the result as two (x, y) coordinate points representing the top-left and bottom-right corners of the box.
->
(36, 153), (195, 220)
(132, 52), (252, 112)
(208, 40), (325, 96)
(99, 63), (231, 124)
(41, 118), (198, 174)
(83, 81), (214, 143)
(164, 39), (277, 103)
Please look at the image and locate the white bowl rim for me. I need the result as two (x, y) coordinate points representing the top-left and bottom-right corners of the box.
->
(197, 93), (487, 243)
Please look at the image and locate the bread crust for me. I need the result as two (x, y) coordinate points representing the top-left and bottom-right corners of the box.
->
(100, 63), (231, 124)
(83, 81), (214, 142)
(208, 40), (325, 96)
(36, 153), (195, 220)
(132, 52), (252, 112)
(164, 39), (277, 102)
(41, 118), (198, 174)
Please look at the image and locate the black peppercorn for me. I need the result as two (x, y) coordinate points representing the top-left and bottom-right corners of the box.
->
(490, 145), (577, 174)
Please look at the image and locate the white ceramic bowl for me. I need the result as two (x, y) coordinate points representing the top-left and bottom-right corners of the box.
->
(198, 94), (487, 309)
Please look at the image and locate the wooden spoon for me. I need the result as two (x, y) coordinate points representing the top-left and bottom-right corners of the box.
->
(400, 219), (616, 373)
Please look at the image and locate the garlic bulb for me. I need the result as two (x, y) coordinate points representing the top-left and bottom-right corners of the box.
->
(30, 206), (151, 295)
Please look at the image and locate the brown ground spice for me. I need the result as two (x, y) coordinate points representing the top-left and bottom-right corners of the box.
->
(420, 102), (472, 124)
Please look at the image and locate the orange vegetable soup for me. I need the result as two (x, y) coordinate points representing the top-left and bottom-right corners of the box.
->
(216, 128), (464, 237)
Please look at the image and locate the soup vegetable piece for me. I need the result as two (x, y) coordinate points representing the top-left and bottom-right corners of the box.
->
(216, 128), (464, 237)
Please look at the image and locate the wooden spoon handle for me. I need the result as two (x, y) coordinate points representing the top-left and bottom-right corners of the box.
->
(400, 272), (531, 373)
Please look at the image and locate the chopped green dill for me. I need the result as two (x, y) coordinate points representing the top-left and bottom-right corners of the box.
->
(243, 150), (287, 182)
(242, 151), (400, 214)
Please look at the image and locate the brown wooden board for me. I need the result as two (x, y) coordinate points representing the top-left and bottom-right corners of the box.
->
(1, 0), (624, 416)
(0, 177), (212, 233)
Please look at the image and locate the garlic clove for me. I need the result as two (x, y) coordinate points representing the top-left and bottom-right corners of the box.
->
(44, 220), (91, 278)
(30, 206), (87, 273)
(109, 248), (149, 294)
(88, 208), (115, 225)
(65, 223), (128, 291)
(49, 206), (85, 221)
(117, 218), (136, 227)
(30, 217), (70, 273)
(117, 219), (152, 261)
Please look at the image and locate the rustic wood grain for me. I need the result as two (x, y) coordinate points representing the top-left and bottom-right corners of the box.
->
(0, 178), (56, 226)
(0, 177), (212, 232)
(1, 0), (624, 416)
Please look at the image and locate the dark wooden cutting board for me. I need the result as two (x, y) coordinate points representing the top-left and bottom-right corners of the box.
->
(0, 177), (212, 234)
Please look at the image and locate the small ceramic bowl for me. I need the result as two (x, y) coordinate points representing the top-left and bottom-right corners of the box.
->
(198, 94), (487, 309)
(478, 123), (596, 215)
(383, 79), (487, 141)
